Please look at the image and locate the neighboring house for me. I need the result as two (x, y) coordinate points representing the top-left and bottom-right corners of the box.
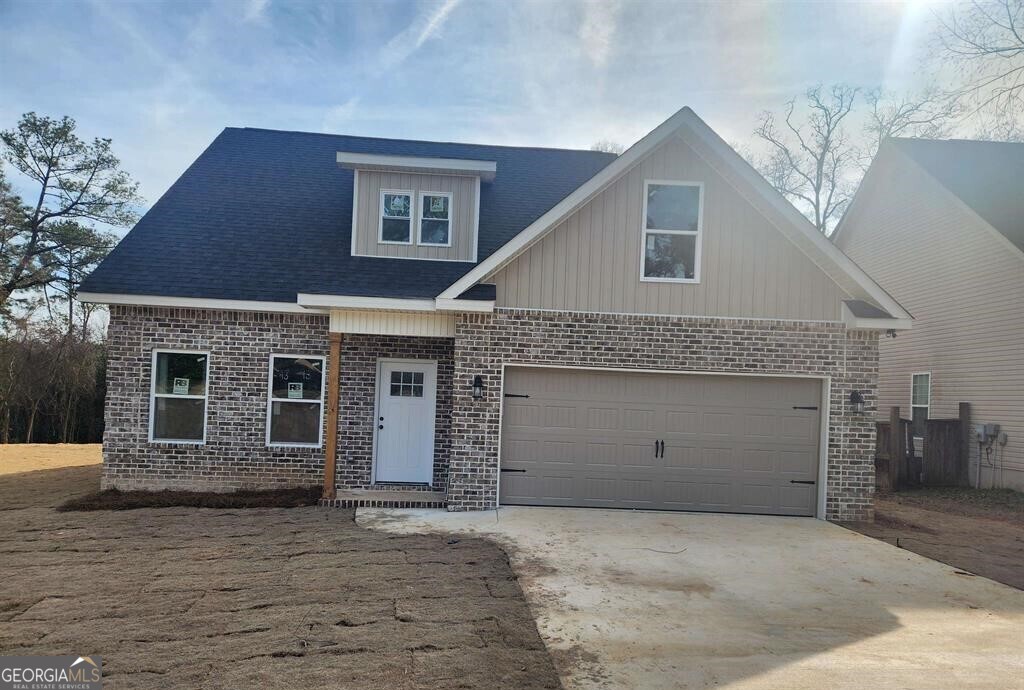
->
(80, 107), (911, 522)
(834, 138), (1024, 491)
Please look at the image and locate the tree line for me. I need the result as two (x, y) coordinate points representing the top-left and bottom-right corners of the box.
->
(0, 112), (141, 443)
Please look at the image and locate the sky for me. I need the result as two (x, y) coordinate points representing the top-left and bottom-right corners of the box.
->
(0, 0), (948, 213)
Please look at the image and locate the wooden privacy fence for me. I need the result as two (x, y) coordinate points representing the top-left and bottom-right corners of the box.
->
(874, 403), (971, 491)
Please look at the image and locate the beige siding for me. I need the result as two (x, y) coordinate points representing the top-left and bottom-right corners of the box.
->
(353, 170), (477, 261)
(491, 135), (848, 320)
(329, 309), (455, 337)
(836, 150), (1024, 490)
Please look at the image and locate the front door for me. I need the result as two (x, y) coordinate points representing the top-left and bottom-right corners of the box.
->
(374, 359), (437, 484)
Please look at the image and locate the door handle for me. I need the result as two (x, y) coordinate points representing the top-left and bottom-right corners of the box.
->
(654, 440), (659, 457)
(378, 424), (384, 430)
(659, 440), (665, 458)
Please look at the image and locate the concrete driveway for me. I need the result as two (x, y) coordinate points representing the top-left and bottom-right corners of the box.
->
(359, 507), (1024, 690)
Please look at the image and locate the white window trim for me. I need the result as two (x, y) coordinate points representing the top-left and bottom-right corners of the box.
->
(265, 353), (327, 449)
(378, 189), (414, 245)
(416, 190), (453, 247)
(149, 349), (210, 445)
(638, 179), (704, 284)
(910, 371), (931, 439)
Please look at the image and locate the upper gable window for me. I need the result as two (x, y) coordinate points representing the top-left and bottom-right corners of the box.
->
(418, 192), (452, 246)
(641, 181), (702, 283)
(380, 190), (413, 244)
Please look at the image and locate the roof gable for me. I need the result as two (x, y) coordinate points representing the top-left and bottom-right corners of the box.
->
(440, 108), (912, 322)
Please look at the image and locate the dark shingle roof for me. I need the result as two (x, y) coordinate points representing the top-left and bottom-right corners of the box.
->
(82, 128), (616, 302)
(892, 138), (1024, 253)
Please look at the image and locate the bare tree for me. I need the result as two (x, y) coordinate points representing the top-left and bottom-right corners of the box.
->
(936, 0), (1024, 119)
(753, 85), (858, 234)
(590, 139), (625, 155)
(862, 88), (961, 163)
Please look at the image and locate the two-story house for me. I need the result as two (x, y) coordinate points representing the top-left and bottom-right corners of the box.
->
(834, 138), (1023, 491)
(80, 107), (911, 521)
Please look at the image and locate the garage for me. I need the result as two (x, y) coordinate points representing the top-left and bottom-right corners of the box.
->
(499, 367), (823, 516)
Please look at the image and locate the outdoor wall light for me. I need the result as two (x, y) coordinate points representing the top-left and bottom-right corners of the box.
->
(472, 375), (485, 401)
(849, 390), (865, 415)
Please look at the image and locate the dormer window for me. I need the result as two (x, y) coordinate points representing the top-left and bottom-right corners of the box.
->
(641, 181), (702, 283)
(419, 192), (452, 246)
(380, 190), (413, 244)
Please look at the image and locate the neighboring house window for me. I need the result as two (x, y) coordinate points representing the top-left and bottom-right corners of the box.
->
(911, 373), (930, 438)
(267, 355), (325, 447)
(150, 350), (209, 443)
(380, 191), (413, 243)
(641, 181), (703, 282)
(418, 192), (452, 246)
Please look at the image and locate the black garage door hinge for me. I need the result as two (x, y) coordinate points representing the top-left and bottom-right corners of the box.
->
(790, 480), (816, 485)
(792, 406), (818, 410)
(500, 468), (527, 473)
(504, 393), (530, 398)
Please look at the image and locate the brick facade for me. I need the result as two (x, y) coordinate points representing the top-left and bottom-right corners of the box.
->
(104, 306), (877, 521)
(336, 334), (454, 491)
(447, 309), (878, 521)
(102, 307), (452, 493)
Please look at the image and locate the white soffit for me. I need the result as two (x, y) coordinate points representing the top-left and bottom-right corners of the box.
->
(77, 292), (310, 314)
(330, 309), (455, 337)
(336, 152), (497, 182)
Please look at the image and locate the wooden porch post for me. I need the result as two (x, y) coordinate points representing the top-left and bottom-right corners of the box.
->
(323, 332), (343, 499)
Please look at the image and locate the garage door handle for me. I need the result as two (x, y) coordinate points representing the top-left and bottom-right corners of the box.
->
(500, 468), (527, 473)
(790, 480), (816, 485)
(658, 440), (665, 458)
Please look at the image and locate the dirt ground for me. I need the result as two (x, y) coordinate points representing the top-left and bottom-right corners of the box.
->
(844, 489), (1024, 590)
(0, 443), (101, 474)
(0, 460), (560, 689)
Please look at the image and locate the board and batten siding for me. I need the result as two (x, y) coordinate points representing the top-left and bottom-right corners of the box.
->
(836, 149), (1024, 490)
(352, 170), (478, 261)
(490, 135), (849, 320)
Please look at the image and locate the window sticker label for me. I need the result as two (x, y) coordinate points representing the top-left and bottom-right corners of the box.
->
(287, 382), (303, 399)
(173, 378), (190, 395)
(430, 196), (445, 213)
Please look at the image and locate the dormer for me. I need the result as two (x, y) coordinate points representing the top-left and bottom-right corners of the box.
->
(338, 152), (496, 262)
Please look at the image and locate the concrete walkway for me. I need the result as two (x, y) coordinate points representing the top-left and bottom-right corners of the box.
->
(358, 507), (1024, 690)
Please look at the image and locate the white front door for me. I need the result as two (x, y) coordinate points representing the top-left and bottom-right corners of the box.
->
(374, 359), (437, 484)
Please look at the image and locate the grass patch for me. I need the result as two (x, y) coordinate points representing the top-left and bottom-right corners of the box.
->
(57, 485), (322, 512)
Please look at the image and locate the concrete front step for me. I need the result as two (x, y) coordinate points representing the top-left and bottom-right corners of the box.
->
(319, 489), (446, 509)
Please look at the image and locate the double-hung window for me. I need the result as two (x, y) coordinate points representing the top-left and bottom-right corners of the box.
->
(418, 192), (452, 246)
(380, 190), (413, 243)
(911, 373), (930, 438)
(641, 181), (703, 282)
(150, 350), (209, 443)
(267, 355), (326, 447)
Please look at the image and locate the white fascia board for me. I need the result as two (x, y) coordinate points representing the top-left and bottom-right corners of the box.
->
(434, 298), (494, 313)
(437, 107), (697, 300)
(77, 292), (310, 314)
(296, 293), (437, 311)
(336, 152), (497, 182)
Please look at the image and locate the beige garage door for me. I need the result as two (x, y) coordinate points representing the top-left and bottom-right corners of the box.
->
(499, 367), (822, 516)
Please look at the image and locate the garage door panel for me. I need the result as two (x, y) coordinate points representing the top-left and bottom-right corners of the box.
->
(500, 368), (820, 516)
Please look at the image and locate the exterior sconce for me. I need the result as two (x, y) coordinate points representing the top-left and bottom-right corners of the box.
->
(849, 390), (865, 415)
(472, 375), (485, 401)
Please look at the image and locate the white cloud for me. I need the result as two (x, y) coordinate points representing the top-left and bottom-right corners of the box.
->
(322, 97), (361, 133)
(578, 0), (620, 67)
(243, 0), (270, 23)
(380, 0), (463, 68)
